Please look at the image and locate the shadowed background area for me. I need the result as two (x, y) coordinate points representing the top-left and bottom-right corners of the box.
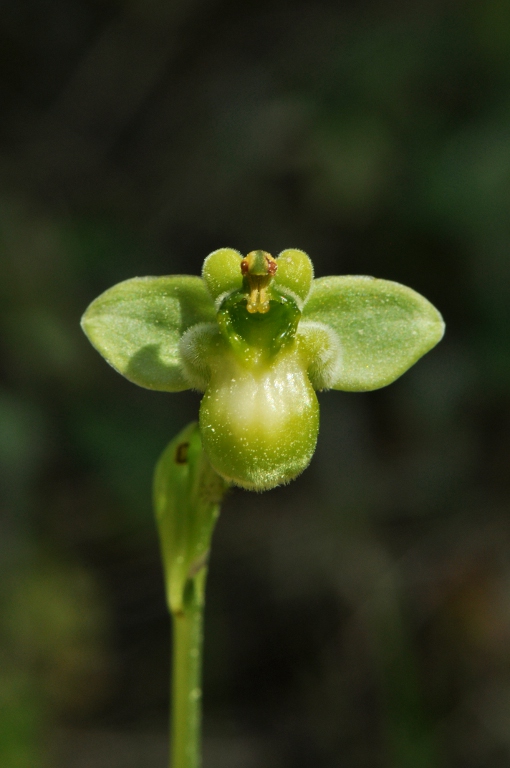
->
(2, 0), (510, 766)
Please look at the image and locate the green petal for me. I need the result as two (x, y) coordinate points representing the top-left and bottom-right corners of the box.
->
(202, 248), (243, 303)
(275, 249), (314, 305)
(303, 276), (445, 391)
(81, 276), (216, 391)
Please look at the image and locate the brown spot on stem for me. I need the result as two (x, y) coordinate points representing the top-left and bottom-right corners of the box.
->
(175, 442), (189, 464)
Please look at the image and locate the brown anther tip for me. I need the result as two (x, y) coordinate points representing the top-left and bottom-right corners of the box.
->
(241, 259), (249, 275)
(267, 257), (277, 276)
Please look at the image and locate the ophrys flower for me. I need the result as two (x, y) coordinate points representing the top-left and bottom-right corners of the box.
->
(81, 249), (444, 490)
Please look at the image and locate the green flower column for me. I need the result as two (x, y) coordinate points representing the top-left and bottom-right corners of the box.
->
(81, 248), (445, 768)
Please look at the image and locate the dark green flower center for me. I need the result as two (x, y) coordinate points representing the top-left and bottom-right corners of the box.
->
(216, 253), (301, 365)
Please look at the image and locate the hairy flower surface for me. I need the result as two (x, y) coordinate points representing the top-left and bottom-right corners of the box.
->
(81, 249), (444, 490)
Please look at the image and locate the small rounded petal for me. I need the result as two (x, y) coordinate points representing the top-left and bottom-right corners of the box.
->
(199, 347), (319, 491)
(179, 322), (223, 391)
(275, 249), (314, 306)
(202, 248), (243, 305)
(297, 320), (343, 390)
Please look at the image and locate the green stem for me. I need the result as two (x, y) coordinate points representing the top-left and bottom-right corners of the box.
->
(153, 423), (227, 768)
(170, 571), (206, 768)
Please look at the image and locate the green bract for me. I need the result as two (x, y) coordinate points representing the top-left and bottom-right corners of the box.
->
(153, 421), (228, 614)
(81, 249), (444, 491)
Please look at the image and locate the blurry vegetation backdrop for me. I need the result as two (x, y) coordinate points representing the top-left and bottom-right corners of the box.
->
(2, 0), (510, 766)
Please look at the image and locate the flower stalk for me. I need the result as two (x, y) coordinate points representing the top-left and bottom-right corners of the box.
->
(153, 422), (228, 768)
(170, 573), (205, 768)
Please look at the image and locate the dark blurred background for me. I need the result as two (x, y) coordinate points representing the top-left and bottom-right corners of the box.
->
(1, 0), (510, 766)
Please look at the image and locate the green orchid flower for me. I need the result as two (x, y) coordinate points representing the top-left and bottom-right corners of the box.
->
(81, 249), (444, 491)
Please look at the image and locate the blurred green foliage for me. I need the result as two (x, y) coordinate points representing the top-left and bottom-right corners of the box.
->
(2, 0), (510, 766)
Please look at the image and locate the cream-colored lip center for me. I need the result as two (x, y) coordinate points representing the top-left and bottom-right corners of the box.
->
(208, 350), (314, 433)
